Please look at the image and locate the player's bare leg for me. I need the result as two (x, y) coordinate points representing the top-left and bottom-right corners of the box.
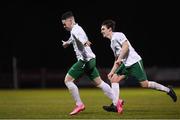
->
(64, 74), (85, 115)
(140, 80), (177, 102)
(103, 74), (125, 113)
(94, 77), (115, 102)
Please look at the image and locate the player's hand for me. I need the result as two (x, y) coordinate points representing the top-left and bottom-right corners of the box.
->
(115, 59), (122, 67)
(62, 40), (69, 48)
(84, 40), (92, 46)
(108, 72), (114, 80)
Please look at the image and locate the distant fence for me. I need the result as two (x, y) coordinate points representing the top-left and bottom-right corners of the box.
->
(0, 67), (180, 89)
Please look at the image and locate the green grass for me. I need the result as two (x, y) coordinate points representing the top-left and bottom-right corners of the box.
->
(0, 87), (180, 119)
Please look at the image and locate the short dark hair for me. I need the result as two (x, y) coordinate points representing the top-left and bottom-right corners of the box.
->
(101, 19), (116, 31)
(61, 11), (74, 20)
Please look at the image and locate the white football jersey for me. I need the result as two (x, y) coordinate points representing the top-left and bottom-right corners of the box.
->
(111, 32), (141, 67)
(68, 24), (95, 61)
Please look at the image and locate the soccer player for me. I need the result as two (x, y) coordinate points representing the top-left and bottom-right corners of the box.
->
(100, 19), (177, 112)
(61, 11), (120, 115)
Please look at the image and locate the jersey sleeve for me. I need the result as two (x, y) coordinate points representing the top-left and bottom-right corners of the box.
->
(118, 33), (128, 45)
(72, 27), (88, 45)
(66, 36), (73, 44)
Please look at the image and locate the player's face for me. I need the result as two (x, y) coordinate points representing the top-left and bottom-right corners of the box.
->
(62, 18), (72, 31)
(101, 25), (111, 38)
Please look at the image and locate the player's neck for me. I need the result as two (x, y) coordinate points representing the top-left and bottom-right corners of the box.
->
(70, 22), (76, 31)
(108, 32), (113, 40)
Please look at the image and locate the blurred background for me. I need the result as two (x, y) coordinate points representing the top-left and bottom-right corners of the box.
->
(1, 0), (180, 89)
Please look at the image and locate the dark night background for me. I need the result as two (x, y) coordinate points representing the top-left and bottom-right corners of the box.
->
(1, 0), (180, 72)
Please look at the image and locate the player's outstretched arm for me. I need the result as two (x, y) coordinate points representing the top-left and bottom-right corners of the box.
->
(62, 40), (70, 48)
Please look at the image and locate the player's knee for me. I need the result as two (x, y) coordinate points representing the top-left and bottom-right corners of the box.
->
(111, 79), (118, 83)
(111, 75), (124, 83)
(64, 74), (74, 83)
(64, 81), (76, 90)
(140, 80), (149, 88)
(93, 76), (102, 86)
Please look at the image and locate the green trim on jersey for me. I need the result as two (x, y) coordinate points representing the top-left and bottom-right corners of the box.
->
(68, 58), (100, 80)
(115, 60), (147, 81)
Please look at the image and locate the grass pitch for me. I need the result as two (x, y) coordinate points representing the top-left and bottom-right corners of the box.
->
(0, 87), (180, 119)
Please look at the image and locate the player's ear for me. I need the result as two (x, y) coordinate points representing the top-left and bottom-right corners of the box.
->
(70, 17), (75, 22)
(108, 27), (112, 32)
(69, 18), (72, 23)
